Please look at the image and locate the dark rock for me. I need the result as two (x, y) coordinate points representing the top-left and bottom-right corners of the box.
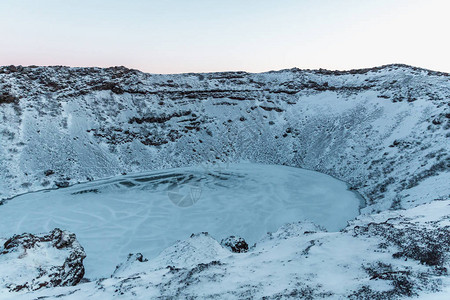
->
(0, 92), (18, 104)
(128, 110), (192, 125)
(259, 105), (284, 113)
(44, 169), (55, 176)
(55, 181), (70, 188)
(91, 82), (125, 94)
(220, 236), (249, 253)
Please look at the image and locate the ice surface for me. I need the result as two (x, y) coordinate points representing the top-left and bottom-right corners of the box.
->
(0, 163), (362, 278)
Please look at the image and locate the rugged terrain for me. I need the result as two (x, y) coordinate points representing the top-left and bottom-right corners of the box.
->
(0, 64), (449, 298)
(0, 64), (449, 211)
(0, 229), (85, 293)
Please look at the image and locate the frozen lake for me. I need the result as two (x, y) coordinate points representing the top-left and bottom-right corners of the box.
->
(0, 163), (363, 278)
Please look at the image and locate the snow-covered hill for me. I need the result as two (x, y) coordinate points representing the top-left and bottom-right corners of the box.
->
(0, 64), (449, 299)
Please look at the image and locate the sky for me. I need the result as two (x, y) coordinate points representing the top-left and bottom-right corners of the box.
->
(0, 0), (449, 74)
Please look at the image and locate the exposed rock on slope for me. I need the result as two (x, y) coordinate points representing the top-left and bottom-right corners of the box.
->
(0, 228), (85, 292)
(0, 64), (449, 212)
(220, 235), (249, 253)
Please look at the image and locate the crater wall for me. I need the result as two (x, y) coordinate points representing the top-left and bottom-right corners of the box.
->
(0, 64), (449, 212)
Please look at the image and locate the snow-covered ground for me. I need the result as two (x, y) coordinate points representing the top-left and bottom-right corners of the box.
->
(0, 163), (362, 278)
(0, 64), (448, 299)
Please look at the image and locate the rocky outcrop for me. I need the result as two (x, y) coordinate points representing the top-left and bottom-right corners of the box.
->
(220, 236), (249, 253)
(0, 228), (85, 292)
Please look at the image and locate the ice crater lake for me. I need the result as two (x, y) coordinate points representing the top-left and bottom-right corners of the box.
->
(0, 163), (363, 278)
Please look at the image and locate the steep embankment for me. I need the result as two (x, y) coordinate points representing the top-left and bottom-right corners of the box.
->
(0, 64), (449, 212)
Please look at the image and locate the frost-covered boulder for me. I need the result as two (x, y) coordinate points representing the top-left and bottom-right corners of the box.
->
(154, 232), (230, 269)
(261, 220), (326, 242)
(112, 253), (148, 276)
(220, 236), (249, 253)
(0, 228), (86, 292)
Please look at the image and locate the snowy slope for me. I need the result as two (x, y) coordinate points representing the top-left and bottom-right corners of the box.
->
(0, 64), (449, 211)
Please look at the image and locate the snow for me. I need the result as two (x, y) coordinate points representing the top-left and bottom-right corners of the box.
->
(0, 235), (72, 293)
(0, 163), (361, 278)
(0, 64), (448, 213)
(0, 64), (448, 299)
(1, 200), (447, 299)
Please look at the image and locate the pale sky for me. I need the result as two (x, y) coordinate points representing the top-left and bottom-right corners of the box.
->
(0, 0), (449, 74)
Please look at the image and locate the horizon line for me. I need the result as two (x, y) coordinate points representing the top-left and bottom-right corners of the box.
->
(1, 63), (449, 76)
